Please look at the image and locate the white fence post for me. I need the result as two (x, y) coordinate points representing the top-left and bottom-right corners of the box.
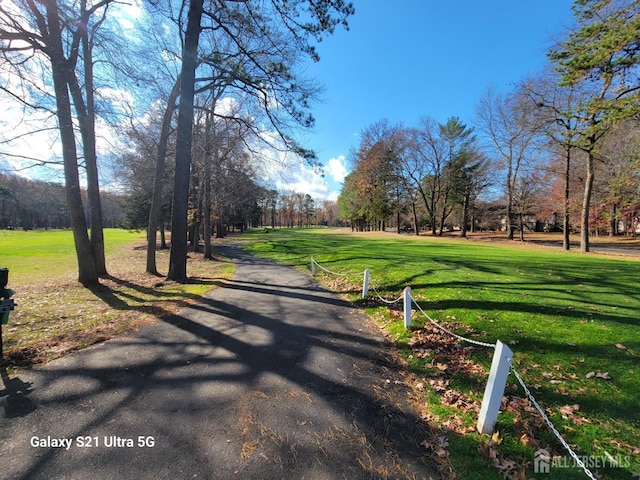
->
(477, 340), (513, 434)
(311, 257), (315, 276)
(362, 269), (370, 299)
(403, 286), (412, 328)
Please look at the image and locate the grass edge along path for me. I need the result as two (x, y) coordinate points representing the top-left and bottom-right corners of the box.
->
(241, 228), (640, 480)
(0, 228), (235, 370)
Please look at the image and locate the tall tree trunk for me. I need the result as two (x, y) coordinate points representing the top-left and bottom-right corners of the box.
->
(580, 149), (596, 253)
(203, 110), (213, 259)
(460, 187), (470, 238)
(160, 223), (167, 249)
(78, 31), (107, 275)
(506, 167), (514, 240)
(64, 3), (106, 276)
(609, 203), (616, 237)
(519, 212), (525, 241)
(430, 192), (437, 236)
(147, 79), (180, 274)
(46, 1), (97, 286)
(438, 190), (449, 236)
(563, 144), (571, 251)
(167, 0), (203, 282)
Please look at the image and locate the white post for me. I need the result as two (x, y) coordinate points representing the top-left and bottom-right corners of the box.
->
(362, 269), (370, 299)
(403, 286), (412, 328)
(311, 257), (315, 276)
(477, 340), (513, 434)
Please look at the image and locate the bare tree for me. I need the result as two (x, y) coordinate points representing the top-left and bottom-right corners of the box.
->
(405, 118), (445, 235)
(598, 119), (640, 235)
(166, 0), (354, 281)
(0, 0), (139, 282)
(0, 0), (101, 284)
(523, 70), (587, 250)
(549, 0), (640, 251)
(476, 87), (542, 240)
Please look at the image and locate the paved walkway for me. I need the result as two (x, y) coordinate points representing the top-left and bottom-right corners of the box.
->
(0, 245), (439, 479)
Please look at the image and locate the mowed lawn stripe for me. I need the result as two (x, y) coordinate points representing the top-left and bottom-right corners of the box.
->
(243, 228), (639, 479)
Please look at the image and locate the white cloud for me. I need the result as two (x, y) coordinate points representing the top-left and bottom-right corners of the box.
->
(254, 145), (351, 200)
(279, 164), (330, 199)
(97, 87), (136, 115)
(214, 97), (241, 117)
(110, 0), (145, 37)
(324, 155), (348, 183)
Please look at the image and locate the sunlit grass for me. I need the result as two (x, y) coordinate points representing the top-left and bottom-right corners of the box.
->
(0, 228), (234, 368)
(242, 227), (640, 479)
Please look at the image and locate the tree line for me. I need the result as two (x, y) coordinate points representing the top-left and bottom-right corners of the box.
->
(0, 0), (353, 285)
(339, 0), (639, 252)
(0, 168), (340, 235)
(338, 117), (491, 237)
(1, 0), (637, 288)
(0, 172), (123, 230)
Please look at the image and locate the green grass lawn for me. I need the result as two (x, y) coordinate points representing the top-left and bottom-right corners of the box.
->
(0, 228), (145, 280)
(242, 228), (640, 479)
(0, 228), (234, 367)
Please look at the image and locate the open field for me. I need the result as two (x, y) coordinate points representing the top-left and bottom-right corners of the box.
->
(0, 229), (234, 368)
(1, 227), (638, 478)
(242, 228), (640, 479)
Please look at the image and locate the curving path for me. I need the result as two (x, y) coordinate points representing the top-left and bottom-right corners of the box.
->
(0, 244), (439, 479)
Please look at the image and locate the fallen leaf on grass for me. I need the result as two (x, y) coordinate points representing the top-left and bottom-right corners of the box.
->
(435, 447), (449, 458)
(560, 404), (579, 413)
(494, 458), (516, 474)
(595, 372), (612, 380)
(519, 433), (539, 448)
(559, 404), (580, 418)
(573, 417), (590, 425)
(615, 343), (627, 350)
(420, 438), (449, 458)
(586, 371), (595, 379)
(428, 378), (449, 392)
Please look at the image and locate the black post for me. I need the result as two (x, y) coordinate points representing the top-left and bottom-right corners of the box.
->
(0, 268), (15, 359)
(0, 268), (6, 358)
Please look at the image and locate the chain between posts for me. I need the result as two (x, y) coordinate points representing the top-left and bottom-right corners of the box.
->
(310, 255), (602, 479)
(310, 257), (363, 277)
(411, 295), (496, 349)
(509, 361), (598, 480)
(369, 283), (404, 305)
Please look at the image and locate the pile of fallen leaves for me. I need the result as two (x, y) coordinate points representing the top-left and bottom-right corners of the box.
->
(397, 320), (589, 479)
(311, 264), (639, 478)
(317, 274), (361, 294)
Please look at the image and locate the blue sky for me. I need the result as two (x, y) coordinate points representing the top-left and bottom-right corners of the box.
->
(292, 0), (575, 200)
(0, 0), (576, 201)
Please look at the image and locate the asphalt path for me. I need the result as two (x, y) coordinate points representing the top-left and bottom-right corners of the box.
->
(0, 244), (439, 479)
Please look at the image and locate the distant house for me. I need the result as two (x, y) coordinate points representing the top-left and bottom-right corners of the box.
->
(500, 213), (541, 233)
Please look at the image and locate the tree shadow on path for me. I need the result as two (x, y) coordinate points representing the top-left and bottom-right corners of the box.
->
(0, 244), (444, 479)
